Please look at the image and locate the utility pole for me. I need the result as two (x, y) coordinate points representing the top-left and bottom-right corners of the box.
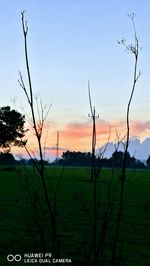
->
(56, 131), (59, 161)
(88, 81), (99, 183)
(88, 81), (99, 266)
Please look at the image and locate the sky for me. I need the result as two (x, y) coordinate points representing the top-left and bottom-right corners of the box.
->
(1, 0), (150, 159)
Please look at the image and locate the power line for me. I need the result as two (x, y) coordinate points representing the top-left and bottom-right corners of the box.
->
(50, 100), (150, 114)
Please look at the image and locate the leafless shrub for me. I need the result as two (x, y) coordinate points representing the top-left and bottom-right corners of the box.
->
(18, 11), (60, 256)
(111, 13), (141, 265)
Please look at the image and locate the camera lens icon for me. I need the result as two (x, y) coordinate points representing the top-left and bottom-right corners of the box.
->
(7, 254), (22, 262)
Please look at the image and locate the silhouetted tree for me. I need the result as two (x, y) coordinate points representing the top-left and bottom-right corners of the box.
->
(146, 155), (150, 168)
(59, 150), (92, 166)
(111, 150), (136, 168)
(0, 106), (26, 151)
(112, 151), (124, 168)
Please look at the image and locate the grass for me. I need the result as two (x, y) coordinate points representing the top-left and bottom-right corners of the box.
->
(0, 166), (150, 265)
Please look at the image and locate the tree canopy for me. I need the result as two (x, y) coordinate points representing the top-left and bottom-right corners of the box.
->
(0, 106), (26, 151)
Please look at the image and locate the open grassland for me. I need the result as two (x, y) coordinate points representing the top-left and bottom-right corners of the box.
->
(0, 167), (150, 265)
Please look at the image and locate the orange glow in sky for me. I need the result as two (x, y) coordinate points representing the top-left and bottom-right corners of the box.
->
(12, 118), (150, 160)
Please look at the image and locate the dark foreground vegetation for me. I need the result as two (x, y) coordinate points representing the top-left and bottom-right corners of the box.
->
(0, 166), (150, 265)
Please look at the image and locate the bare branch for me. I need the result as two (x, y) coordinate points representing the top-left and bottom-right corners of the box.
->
(18, 71), (31, 105)
(88, 80), (94, 117)
(21, 11), (28, 36)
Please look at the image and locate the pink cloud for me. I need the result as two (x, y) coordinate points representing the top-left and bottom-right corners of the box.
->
(131, 121), (150, 135)
(59, 119), (150, 150)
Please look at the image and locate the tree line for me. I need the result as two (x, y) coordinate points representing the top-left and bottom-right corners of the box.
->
(1, 146), (150, 170)
(55, 150), (150, 169)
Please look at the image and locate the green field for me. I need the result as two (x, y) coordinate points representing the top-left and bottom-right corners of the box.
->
(0, 166), (150, 265)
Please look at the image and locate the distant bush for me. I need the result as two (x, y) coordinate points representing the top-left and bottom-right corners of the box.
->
(0, 152), (16, 165)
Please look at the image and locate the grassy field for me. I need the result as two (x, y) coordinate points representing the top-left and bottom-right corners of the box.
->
(0, 166), (150, 265)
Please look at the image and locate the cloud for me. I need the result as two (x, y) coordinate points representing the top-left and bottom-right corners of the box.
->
(61, 120), (111, 139)
(131, 121), (150, 135)
(99, 137), (150, 161)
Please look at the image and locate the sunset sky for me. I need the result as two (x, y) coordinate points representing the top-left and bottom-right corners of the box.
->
(1, 0), (150, 159)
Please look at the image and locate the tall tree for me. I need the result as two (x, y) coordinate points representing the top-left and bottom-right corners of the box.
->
(0, 106), (26, 151)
